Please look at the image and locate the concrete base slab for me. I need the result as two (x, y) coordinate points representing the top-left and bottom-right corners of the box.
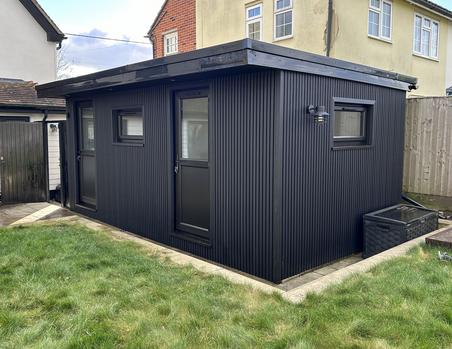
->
(8, 214), (451, 303)
(283, 222), (452, 303)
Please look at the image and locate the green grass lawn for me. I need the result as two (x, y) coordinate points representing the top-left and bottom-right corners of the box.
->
(0, 223), (451, 349)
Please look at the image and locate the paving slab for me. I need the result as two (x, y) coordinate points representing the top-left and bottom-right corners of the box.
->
(0, 202), (50, 226)
(10, 204), (62, 226)
(426, 227), (452, 249)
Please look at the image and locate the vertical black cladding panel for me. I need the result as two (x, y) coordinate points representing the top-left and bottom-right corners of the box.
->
(280, 71), (406, 279)
(66, 70), (278, 281)
(206, 71), (276, 280)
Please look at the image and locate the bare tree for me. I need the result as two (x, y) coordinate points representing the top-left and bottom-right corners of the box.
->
(56, 46), (73, 80)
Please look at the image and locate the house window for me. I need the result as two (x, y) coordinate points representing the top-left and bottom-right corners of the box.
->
(274, 0), (293, 40)
(246, 4), (263, 40)
(333, 102), (374, 147)
(113, 107), (144, 144)
(164, 31), (178, 56)
(413, 14), (439, 59)
(368, 0), (392, 41)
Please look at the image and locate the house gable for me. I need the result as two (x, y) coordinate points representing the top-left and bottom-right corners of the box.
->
(0, 0), (63, 82)
(148, 0), (196, 58)
(18, 0), (65, 43)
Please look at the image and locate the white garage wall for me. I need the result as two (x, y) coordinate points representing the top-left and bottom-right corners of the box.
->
(47, 123), (61, 191)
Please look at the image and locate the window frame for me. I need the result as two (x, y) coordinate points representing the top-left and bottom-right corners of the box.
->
(274, 0), (293, 41)
(334, 105), (367, 142)
(367, 0), (393, 42)
(331, 98), (375, 149)
(246, 3), (263, 41)
(412, 13), (440, 60)
(112, 106), (145, 146)
(163, 30), (178, 56)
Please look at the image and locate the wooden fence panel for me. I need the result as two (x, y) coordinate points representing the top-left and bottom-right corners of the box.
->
(0, 122), (47, 203)
(403, 97), (452, 196)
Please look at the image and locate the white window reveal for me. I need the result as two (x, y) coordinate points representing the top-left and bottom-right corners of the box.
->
(368, 0), (392, 41)
(274, 0), (293, 40)
(164, 31), (178, 56)
(246, 3), (263, 40)
(413, 14), (439, 59)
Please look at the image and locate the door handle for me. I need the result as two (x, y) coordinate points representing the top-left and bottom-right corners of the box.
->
(174, 162), (179, 174)
(76, 155), (81, 161)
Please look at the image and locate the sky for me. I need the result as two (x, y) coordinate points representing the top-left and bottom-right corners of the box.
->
(38, 0), (452, 78)
(435, 0), (452, 9)
(38, 0), (165, 78)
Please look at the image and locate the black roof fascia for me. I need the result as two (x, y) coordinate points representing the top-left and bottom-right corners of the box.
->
(408, 0), (452, 19)
(36, 39), (417, 98)
(19, 0), (65, 43)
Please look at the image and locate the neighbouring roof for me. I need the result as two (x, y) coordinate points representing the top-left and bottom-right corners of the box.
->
(18, 0), (65, 43)
(147, 0), (169, 36)
(407, 0), (452, 19)
(36, 39), (418, 98)
(0, 79), (66, 110)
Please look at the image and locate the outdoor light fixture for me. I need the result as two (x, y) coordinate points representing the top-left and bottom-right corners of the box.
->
(307, 105), (330, 124)
(50, 124), (58, 133)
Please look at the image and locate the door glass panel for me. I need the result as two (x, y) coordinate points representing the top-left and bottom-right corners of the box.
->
(180, 166), (209, 230)
(81, 107), (95, 151)
(181, 98), (208, 160)
(79, 156), (96, 205)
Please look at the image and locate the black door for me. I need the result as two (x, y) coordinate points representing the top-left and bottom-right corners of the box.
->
(0, 122), (46, 203)
(76, 102), (96, 208)
(175, 90), (210, 239)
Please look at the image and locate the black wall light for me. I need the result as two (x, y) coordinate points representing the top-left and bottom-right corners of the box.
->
(307, 105), (330, 124)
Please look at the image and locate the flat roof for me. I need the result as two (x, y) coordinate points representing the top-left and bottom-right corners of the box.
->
(37, 39), (417, 98)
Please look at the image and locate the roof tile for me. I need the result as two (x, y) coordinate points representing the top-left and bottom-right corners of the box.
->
(0, 80), (65, 109)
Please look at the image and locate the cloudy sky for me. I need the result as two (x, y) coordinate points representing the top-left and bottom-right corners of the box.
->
(39, 0), (452, 78)
(39, 0), (165, 78)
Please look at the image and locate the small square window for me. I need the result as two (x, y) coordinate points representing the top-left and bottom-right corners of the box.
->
(113, 107), (144, 144)
(333, 102), (373, 147)
(163, 31), (178, 56)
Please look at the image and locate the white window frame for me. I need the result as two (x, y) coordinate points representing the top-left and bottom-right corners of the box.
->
(246, 3), (263, 41)
(163, 30), (178, 56)
(274, 0), (293, 41)
(368, 0), (393, 42)
(413, 13), (440, 60)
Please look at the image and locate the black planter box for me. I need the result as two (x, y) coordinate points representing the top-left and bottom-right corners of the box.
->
(363, 204), (438, 258)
